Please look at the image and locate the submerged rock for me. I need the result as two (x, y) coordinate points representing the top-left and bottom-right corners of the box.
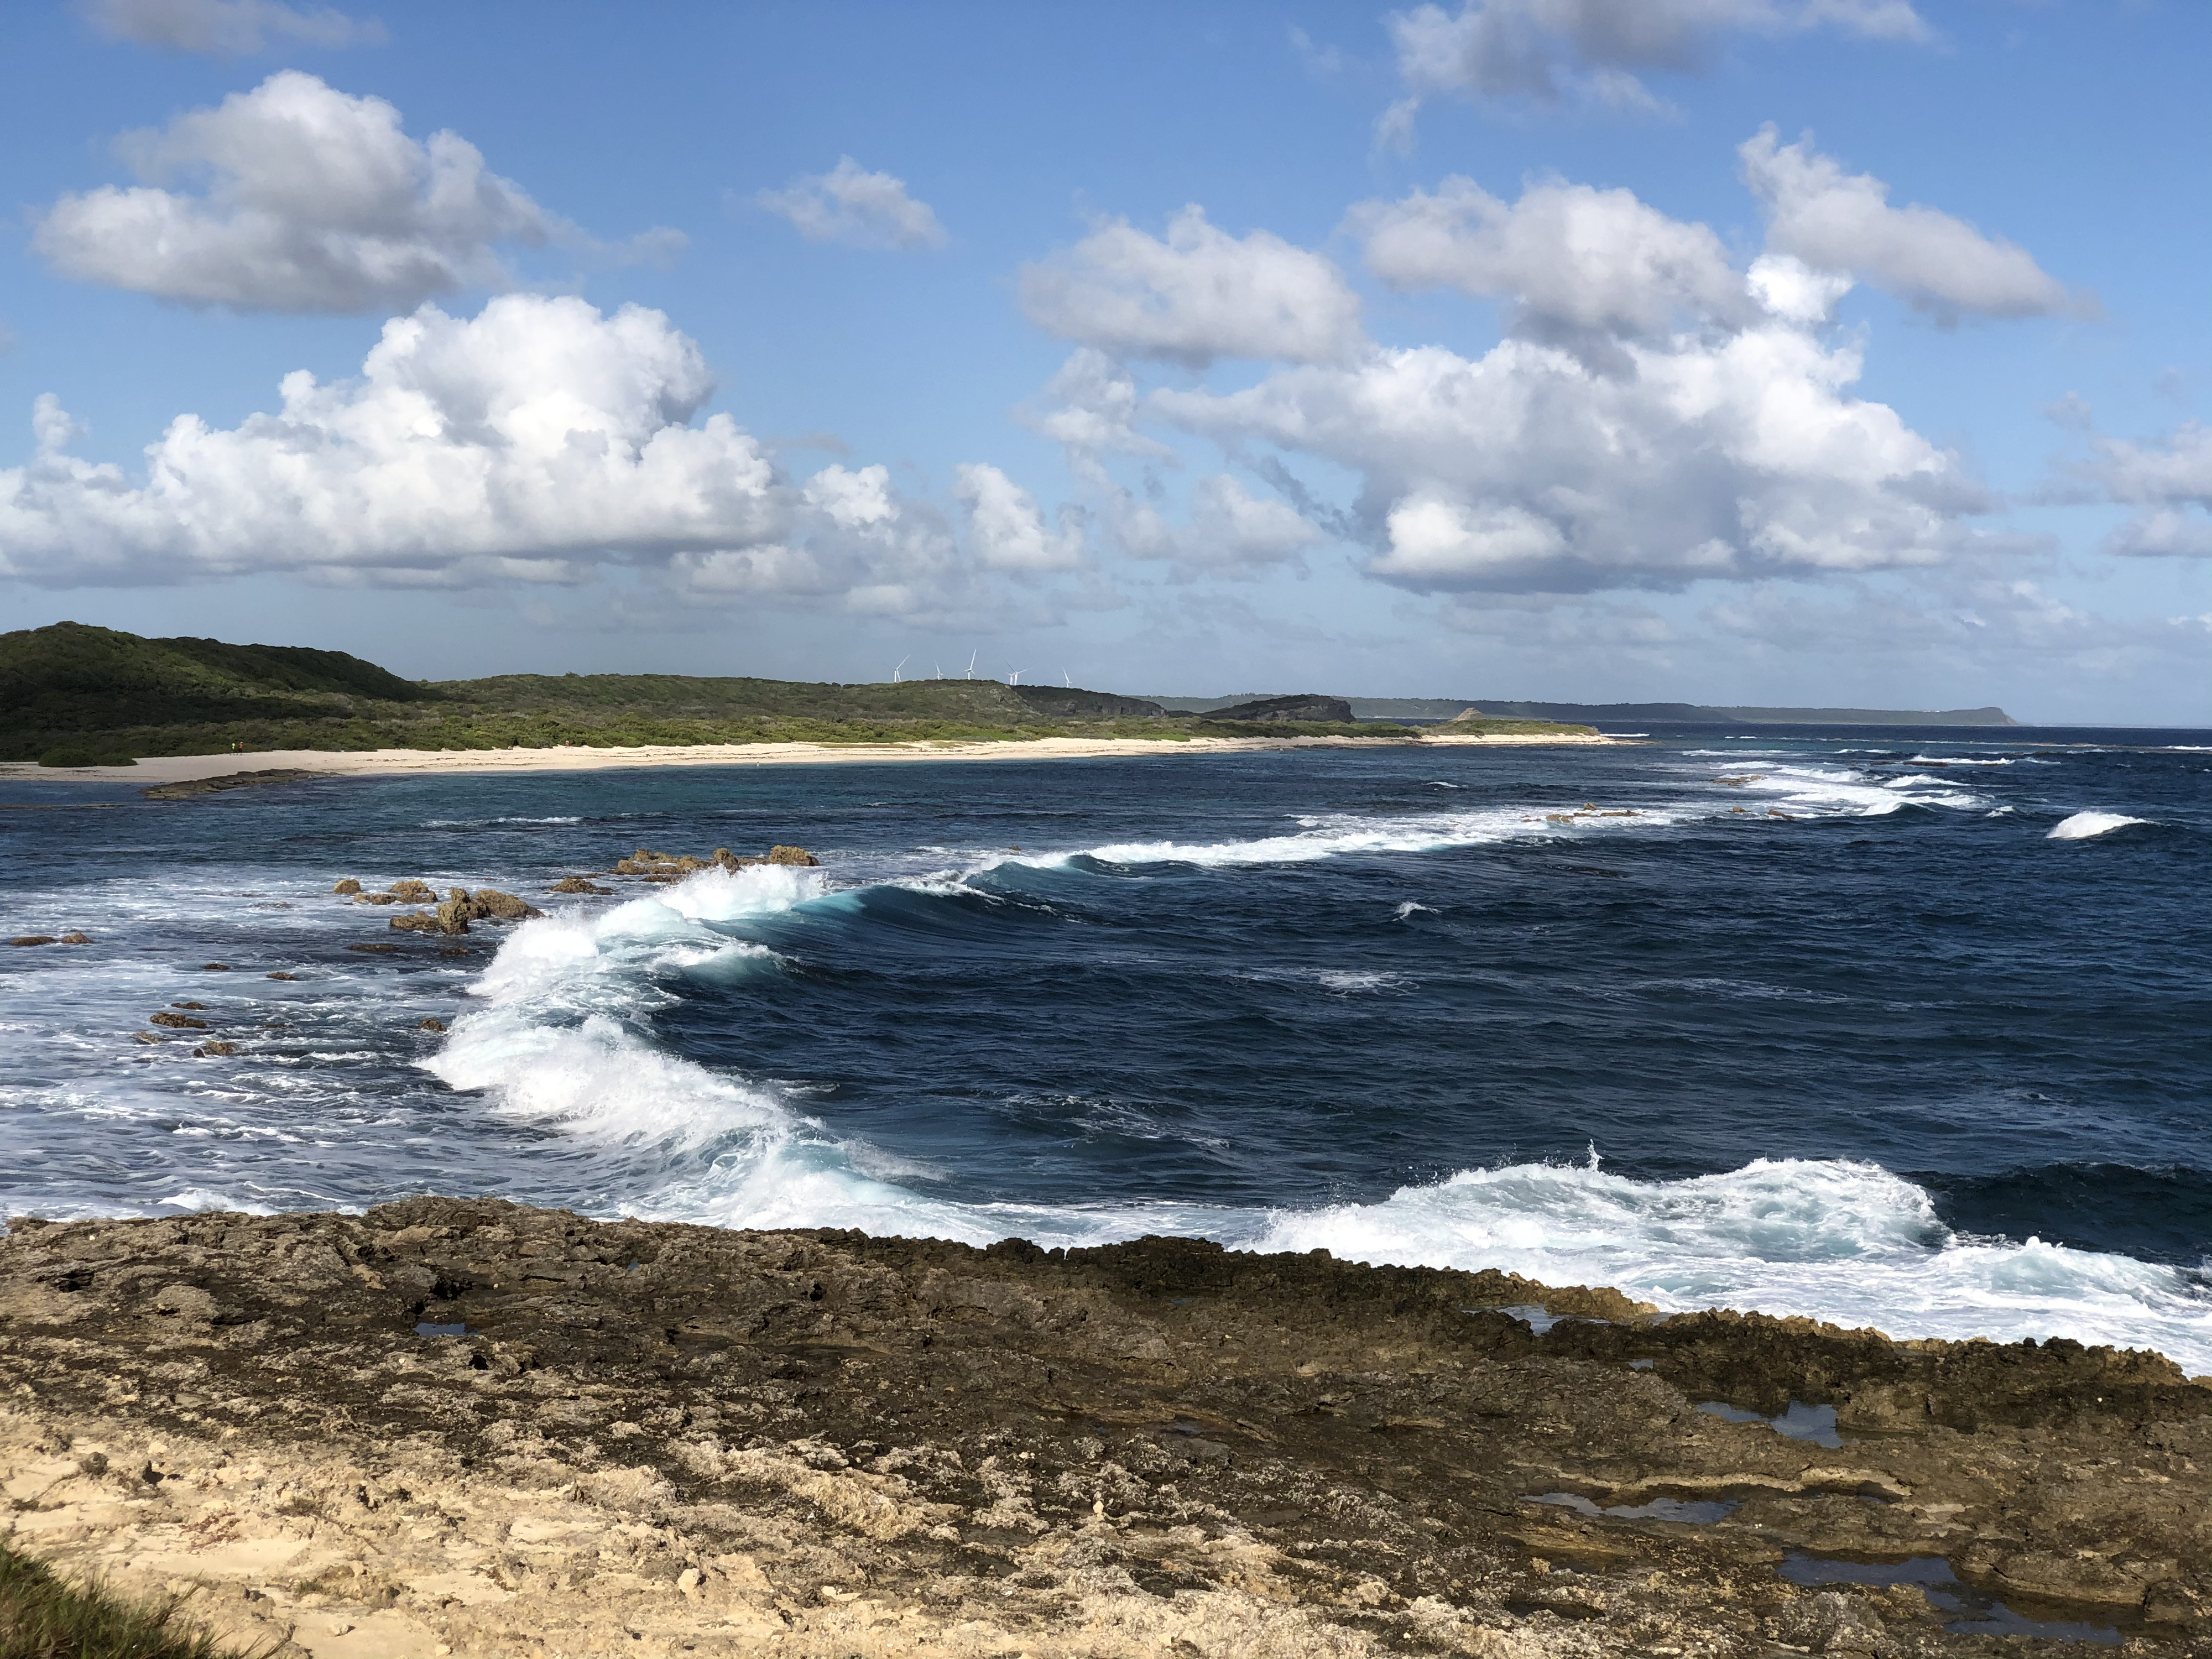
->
(8, 936), (56, 947)
(56, 932), (91, 944)
(192, 1041), (239, 1057)
(549, 876), (610, 894)
(148, 1012), (207, 1030)
(417, 1017), (447, 1033)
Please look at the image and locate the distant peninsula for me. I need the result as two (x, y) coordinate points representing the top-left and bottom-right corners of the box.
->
(1152, 694), (2019, 727)
(2, 622), (1590, 765)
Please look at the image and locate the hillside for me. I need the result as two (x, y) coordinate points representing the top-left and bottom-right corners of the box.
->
(0, 623), (1449, 762)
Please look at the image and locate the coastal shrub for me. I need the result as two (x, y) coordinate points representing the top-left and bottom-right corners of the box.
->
(36, 743), (135, 767)
(0, 1541), (249, 1657)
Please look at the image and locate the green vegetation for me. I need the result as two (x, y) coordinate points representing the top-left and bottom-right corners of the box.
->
(1, 622), (1481, 760)
(0, 1540), (250, 1658)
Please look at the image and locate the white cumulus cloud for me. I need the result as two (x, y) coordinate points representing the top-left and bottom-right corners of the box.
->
(2079, 422), (2212, 559)
(1740, 126), (2077, 321)
(0, 294), (784, 588)
(1352, 174), (1757, 341)
(33, 72), (670, 314)
(1381, 0), (1927, 143)
(79, 0), (380, 53)
(1019, 206), (1363, 368)
(757, 158), (947, 251)
(954, 463), (1086, 571)
(1159, 324), (1978, 594)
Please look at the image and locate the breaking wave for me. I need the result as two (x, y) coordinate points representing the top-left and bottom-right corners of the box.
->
(422, 865), (2212, 1376)
(2047, 811), (2149, 841)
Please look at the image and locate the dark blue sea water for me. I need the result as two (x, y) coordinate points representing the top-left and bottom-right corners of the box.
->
(3, 726), (2208, 1370)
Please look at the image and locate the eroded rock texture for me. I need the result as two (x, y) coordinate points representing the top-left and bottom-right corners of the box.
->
(0, 1202), (2204, 1657)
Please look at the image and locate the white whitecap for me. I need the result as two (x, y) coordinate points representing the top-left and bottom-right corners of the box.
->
(2047, 811), (2148, 841)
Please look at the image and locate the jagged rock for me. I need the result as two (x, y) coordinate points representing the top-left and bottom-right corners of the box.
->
(470, 888), (541, 921)
(417, 1018), (447, 1033)
(616, 844), (821, 878)
(388, 879), (437, 904)
(0, 1210), (2201, 1657)
(149, 1013), (207, 1030)
(192, 1041), (239, 1057)
(332, 879), (362, 895)
(353, 891), (399, 905)
(8, 936), (56, 947)
(432, 899), (472, 935)
(390, 912), (444, 935)
(549, 877), (609, 894)
(58, 932), (91, 945)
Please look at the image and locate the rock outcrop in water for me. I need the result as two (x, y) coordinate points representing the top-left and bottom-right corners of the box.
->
(612, 845), (821, 880)
(0, 1203), (2202, 1657)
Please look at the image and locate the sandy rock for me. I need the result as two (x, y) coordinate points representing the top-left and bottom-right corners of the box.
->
(469, 888), (542, 920)
(550, 876), (611, 894)
(390, 912), (444, 934)
(57, 932), (91, 944)
(333, 879), (363, 895)
(0, 1207), (2199, 1656)
(432, 898), (473, 934)
(8, 936), (56, 947)
(388, 879), (437, 904)
(766, 845), (820, 867)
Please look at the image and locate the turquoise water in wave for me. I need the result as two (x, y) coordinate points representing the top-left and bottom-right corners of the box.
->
(3, 724), (2208, 1371)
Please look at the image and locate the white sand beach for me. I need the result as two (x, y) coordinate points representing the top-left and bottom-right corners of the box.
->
(3, 728), (1618, 787)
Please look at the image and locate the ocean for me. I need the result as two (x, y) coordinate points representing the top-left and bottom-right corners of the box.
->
(4, 726), (2208, 1373)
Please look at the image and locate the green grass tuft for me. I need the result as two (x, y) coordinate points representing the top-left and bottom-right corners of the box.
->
(0, 1541), (254, 1658)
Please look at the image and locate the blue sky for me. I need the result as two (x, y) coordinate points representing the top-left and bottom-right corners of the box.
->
(2, 1), (2208, 722)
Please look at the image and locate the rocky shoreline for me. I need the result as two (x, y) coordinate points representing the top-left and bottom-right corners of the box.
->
(0, 1203), (2204, 1657)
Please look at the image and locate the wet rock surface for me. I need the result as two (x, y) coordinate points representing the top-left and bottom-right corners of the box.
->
(140, 769), (331, 800)
(0, 1203), (2203, 1657)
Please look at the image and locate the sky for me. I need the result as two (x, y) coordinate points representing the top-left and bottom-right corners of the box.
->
(1, 1), (2208, 722)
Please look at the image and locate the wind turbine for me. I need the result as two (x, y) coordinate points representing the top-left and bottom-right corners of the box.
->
(891, 655), (909, 684)
(1005, 665), (1023, 686)
(966, 649), (978, 680)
